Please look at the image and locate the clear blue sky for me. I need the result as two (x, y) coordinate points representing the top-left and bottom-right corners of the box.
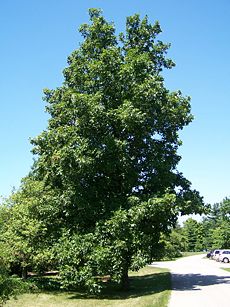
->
(1, 0), (229, 205)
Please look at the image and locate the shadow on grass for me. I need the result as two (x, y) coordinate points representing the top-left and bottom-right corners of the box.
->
(26, 276), (62, 294)
(68, 271), (171, 300)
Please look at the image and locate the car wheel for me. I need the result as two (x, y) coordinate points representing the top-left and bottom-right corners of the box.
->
(223, 257), (229, 263)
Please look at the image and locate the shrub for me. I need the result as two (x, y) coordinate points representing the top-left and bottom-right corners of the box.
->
(0, 259), (28, 306)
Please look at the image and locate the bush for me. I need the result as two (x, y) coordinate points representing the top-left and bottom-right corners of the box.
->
(0, 260), (28, 306)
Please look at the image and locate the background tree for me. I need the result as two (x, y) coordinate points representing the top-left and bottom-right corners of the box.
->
(0, 176), (57, 279)
(160, 224), (185, 258)
(207, 198), (230, 248)
(176, 198), (230, 253)
(212, 221), (230, 248)
(30, 9), (203, 291)
(200, 218), (213, 250)
(182, 218), (199, 252)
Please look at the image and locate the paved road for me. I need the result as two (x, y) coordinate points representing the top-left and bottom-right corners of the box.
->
(151, 254), (230, 307)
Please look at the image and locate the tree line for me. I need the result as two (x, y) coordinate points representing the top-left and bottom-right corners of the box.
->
(169, 198), (230, 253)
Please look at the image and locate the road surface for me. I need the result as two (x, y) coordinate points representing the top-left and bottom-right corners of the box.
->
(151, 254), (230, 307)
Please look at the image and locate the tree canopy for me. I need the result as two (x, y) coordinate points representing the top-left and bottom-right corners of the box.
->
(1, 9), (204, 292)
(32, 9), (202, 223)
(29, 9), (204, 291)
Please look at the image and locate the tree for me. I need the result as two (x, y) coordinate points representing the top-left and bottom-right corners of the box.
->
(201, 218), (213, 250)
(206, 198), (230, 248)
(182, 218), (199, 252)
(0, 176), (57, 279)
(182, 218), (206, 252)
(212, 221), (230, 248)
(31, 9), (203, 291)
(160, 224), (186, 258)
(0, 259), (28, 306)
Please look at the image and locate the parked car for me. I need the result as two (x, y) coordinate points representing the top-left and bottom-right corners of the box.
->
(207, 250), (214, 258)
(218, 250), (230, 263)
(212, 249), (223, 261)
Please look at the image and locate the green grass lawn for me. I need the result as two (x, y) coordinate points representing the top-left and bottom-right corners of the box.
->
(6, 266), (171, 307)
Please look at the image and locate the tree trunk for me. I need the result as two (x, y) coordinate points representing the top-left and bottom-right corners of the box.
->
(120, 268), (130, 291)
(22, 267), (28, 280)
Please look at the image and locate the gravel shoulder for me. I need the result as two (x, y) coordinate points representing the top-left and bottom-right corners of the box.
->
(151, 254), (230, 307)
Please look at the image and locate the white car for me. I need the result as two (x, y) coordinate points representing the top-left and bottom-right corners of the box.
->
(218, 250), (230, 263)
(212, 249), (222, 261)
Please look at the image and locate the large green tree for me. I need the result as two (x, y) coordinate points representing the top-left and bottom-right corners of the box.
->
(31, 9), (203, 291)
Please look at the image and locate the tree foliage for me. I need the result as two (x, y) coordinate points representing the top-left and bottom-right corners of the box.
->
(169, 198), (230, 253)
(29, 9), (204, 291)
(1, 9), (204, 293)
(206, 198), (230, 249)
(32, 9), (202, 226)
(0, 177), (57, 278)
(182, 218), (204, 252)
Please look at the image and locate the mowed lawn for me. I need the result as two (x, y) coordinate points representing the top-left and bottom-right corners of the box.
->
(6, 266), (171, 307)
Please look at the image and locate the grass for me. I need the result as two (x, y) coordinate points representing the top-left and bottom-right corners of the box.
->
(159, 251), (206, 262)
(6, 266), (171, 307)
(221, 268), (230, 273)
(181, 251), (206, 257)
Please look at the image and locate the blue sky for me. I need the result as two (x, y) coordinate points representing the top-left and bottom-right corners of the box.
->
(0, 0), (229, 205)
